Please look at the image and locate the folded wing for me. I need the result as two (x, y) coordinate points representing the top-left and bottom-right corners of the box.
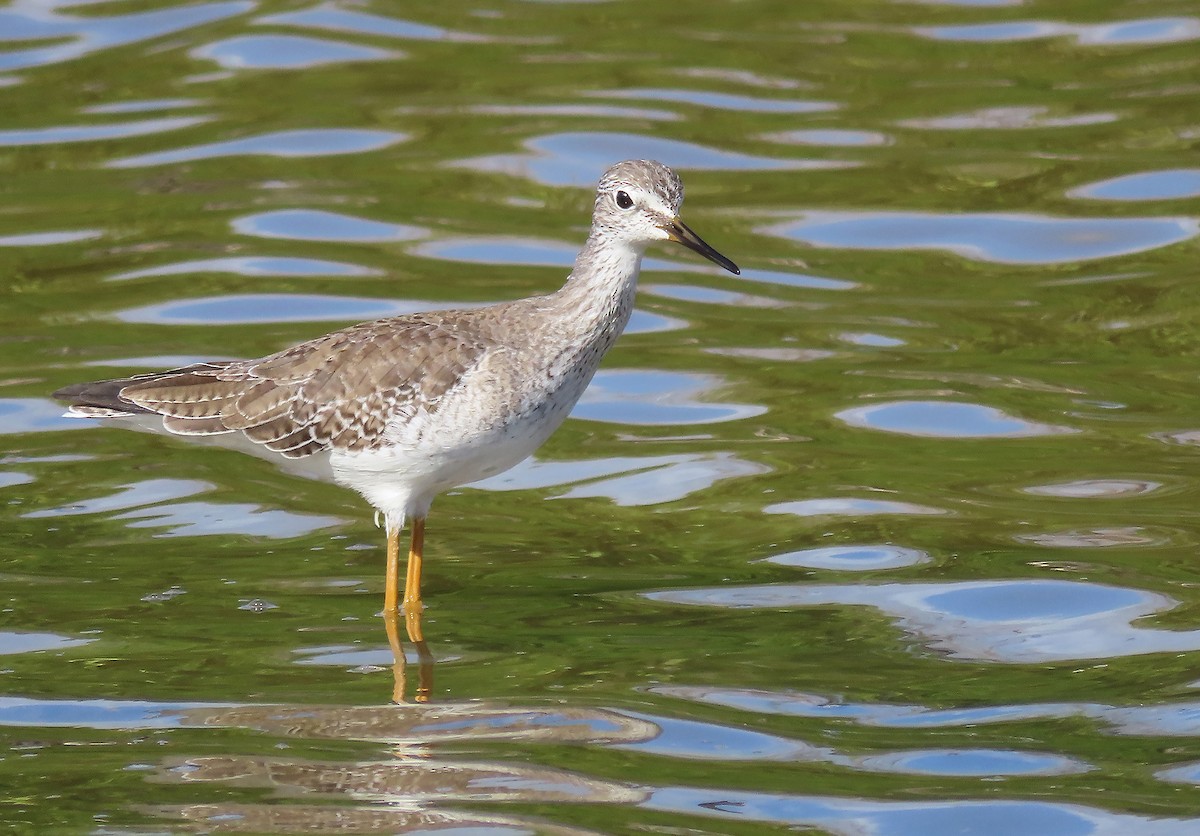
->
(54, 313), (494, 459)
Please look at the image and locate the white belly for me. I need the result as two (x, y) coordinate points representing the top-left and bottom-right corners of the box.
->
(329, 357), (591, 527)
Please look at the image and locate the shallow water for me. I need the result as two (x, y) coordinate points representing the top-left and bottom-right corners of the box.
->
(2, 0), (1200, 833)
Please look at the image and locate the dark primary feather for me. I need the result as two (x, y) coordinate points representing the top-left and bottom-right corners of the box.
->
(52, 365), (222, 415)
(55, 312), (499, 459)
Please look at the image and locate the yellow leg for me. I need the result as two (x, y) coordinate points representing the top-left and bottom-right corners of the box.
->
(404, 517), (425, 610)
(384, 525), (401, 615)
(382, 517), (433, 701)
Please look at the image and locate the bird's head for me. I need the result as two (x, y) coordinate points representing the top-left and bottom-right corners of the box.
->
(593, 159), (739, 275)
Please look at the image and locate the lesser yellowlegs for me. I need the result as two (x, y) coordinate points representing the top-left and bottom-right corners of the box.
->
(54, 159), (739, 627)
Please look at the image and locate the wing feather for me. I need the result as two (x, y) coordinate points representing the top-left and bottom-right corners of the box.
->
(55, 312), (499, 458)
(161, 415), (235, 436)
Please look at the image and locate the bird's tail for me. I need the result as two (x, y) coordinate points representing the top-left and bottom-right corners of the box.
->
(53, 375), (158, 418)
(53, 363), (231, 418)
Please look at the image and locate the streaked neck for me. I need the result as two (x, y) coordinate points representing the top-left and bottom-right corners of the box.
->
(550, 230), (644, 339)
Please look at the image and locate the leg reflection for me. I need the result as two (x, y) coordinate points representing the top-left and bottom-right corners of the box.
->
(384, 607), (434, 704)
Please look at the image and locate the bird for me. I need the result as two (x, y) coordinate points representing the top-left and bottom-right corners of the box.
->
(53, 159), (740, 630)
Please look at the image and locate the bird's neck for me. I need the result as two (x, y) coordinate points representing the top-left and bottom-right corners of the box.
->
(549, 230), (644, 342)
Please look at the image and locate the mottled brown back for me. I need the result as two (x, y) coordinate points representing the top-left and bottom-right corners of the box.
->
(55, 311), (499, 459)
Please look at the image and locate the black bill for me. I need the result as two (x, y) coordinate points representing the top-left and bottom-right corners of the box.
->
(666, 218), (740, 275)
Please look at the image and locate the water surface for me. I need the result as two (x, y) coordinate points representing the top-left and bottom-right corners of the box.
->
(3, 0), (1200, 833)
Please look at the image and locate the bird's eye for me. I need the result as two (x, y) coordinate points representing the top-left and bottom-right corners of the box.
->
(615, 190), (634, 209)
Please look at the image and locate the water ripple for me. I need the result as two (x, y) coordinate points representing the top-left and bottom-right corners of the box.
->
(0, 399), (97, 435)
(0, 2), (253, 72)
(836, 400), (1075, 438)
(106, 128), (406, 168)
(438, 103), (679, 121)
(645, 786), (1200, 833)
(765, 211), (1199, 264)
(232, 209), (428, 242)
(898, 105), (1118, 130)
(411, 236), (580, 268)
(838, 332), (904, 347)
(918, 17), (1200, 45)
(115, 294), (445, 325)
(17, 475), (339, 538)
(0, 471), (33, 489)
(85, 355), (239, 369)
(574, 369), (766, 426)
(0, 116), (207, 147)
(0, 696), (224, 729)
(109, 256), (380, 281)
(619, 711), (829, 762)
(111, 293), (677, 335)
(762, 544), (930, 571)
(1015, 527), (1165, 548)
(473, 452), (768, 506)
(193, 35), (398, 70)
(115, 501), (341, 539)
(0, 632), (94, 656)
(653, 685), (1200, 737)
(260, 4), (485, 42)
(854, 748), (1086, 777)
(1158, 763), (1200, 785)
(83, 99), (203, 115)
(558, 454), (766, 505)
(642, 283), (787, 308)
(619, 711), (1085, 775)
(23, 479), (213, 519)
(455, 132), (852, 186)
(0, 230), (101, 247)
(764, 498), (947, 517)
(646, 578), (1200, 662)
(706, 347), (837, 362)
(1069, 169), (1200, 201)
(1023, 479), (1161, 498)
(761, 129), (891, 146)
(908, 0), (1021, 5)
(591, 88), (838, 113)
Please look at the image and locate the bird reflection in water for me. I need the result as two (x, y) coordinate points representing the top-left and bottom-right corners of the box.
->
(384, 605), (433, 703)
